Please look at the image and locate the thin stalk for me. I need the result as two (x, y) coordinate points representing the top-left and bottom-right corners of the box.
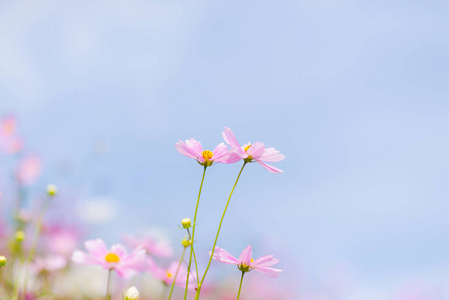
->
(195, 162), (247, 299)
(167, 247), (186, 300)
(106, 269), (112, 300)
(236, 271), (245, 300)
(184, 166), (207, 299)
(21, 196), (51, 298)
(187, 228), (199, 284)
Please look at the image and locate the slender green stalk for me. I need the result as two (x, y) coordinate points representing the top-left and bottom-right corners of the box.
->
(187, 228), (199, 284)
(195, 162), (247, 299)
(21, 197), (51, 298)
(236, 271), (245, 300)
(168, 247), (186, 300)
(106, 269), (112, 300)
(184, 166), (207, 299)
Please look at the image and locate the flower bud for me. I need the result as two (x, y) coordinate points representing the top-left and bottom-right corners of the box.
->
(0, 256), (7, 267)
(47, 184), (57, 197)
(181, 218), (191, 229)
(181, 236), (192, 248)
(15, 231), (25, 242)
(124, 286), (140, 300)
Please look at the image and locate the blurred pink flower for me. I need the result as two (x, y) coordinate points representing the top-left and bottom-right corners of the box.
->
(211, 245), (282, 278)
(150, 261), (195, 287)
(175, 138), (239, 166)
(71, 239), (148, 278)
(44, 225), (81, 256)
(123, 234), (173, 258)
(30, 255), (67, 273)
(222, 127), (285, 173)
(0, 116), (23, 154)
(16, 155), (42, 185)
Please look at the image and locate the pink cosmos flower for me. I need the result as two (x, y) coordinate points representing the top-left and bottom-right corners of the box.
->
(30, 255), (67, 274)
(211, 245), (282, 278)
(0, 116), (23, 154)
(43, 224), (81, 256)
(71, 239), (148, 278)
(123, 234), (173, 258)
(150, 261), (195, 287)
(222, 127), (285, 173)
(16, 155), (42, 185)
(175, 138), (239, 166)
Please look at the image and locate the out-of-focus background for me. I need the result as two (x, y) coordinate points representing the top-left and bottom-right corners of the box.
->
(1, 0), (449, 299)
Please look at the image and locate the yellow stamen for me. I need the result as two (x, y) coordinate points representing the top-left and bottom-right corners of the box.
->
(244, 144), (251, 152)
(251, 258), (254, 263)
(202, 150), (213, 160)
(105, 253), (120, 263)
(166, 271), (173, 278)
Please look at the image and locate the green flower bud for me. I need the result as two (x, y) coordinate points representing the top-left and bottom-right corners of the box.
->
(181, 218), (191, 229)
(47, 184), (57, 197)
(0, 256), (7, 267)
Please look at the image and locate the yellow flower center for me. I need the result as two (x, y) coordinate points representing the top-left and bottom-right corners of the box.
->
(244, 144), (252, 152)
(105, 253), (120, 263)
(251, 258), (254, 263)
(202, 150), (213, 161)
(166, 271), (173, 278)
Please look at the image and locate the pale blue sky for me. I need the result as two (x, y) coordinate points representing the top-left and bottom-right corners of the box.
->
(1, 0), (449, 298)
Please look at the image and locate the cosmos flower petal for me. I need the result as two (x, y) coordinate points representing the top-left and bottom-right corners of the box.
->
(238, 245), (252, 267)
(256, 161), (283, 174)
(175, 140), (198, 159)
(260, 148), (285, 162)
(252, 266), (282, 278)
(210, 247), (239, 265)
(223, 127), (246, 157)
(186, 138), (203, 156)
(71, 250), (96, 265)
(110, 244), (127, 257)
(246, 142), (265, 159)
(211, 143), (229, 161)
(251, 255), (279, 268)
(85, 239), (109, 258)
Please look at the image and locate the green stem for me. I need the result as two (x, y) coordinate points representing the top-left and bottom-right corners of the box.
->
(237, 272), (245, 300)
(195, 162), (247, 299)
(106, 269), (112, 300)
(187, 228), (200, 284)
(167, 247), (186, 300)
(22, 196), (51, 298)
(184, 166), (207, 300)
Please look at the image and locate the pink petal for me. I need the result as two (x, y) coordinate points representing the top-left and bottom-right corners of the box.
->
(71, 250), (96, 265)
(227, 152), (244, 163)
(175, 140), (198, 159)
(110, 244), (127, 258)
(223, 127), (246, 157)
(222, 127), (240, 148)
(186, 138), (203, 156)
(260, 148), (285, 162)
(123, 248), (148, 272)
(211, 143), (229, 162)
(238, 245), (252, 267)
(246, 142), (265, 160)
(210, 247), (239, 265)
(251, 255), (279, 268)
(256, 161), (283, 174)
(85, 239), (109, 260)
(252, 266), (282, 278)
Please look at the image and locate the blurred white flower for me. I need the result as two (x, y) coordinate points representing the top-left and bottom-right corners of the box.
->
(124, 286), (140, 300)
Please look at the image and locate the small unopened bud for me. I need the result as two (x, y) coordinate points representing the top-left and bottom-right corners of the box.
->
(15, 231), (25, 242)
(124, 286), (140, 300)
(181, 218), (191, 229)
(47, 184), (57, 197)
(0, 256), (7, 267)
(181, 236), (192, 248)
